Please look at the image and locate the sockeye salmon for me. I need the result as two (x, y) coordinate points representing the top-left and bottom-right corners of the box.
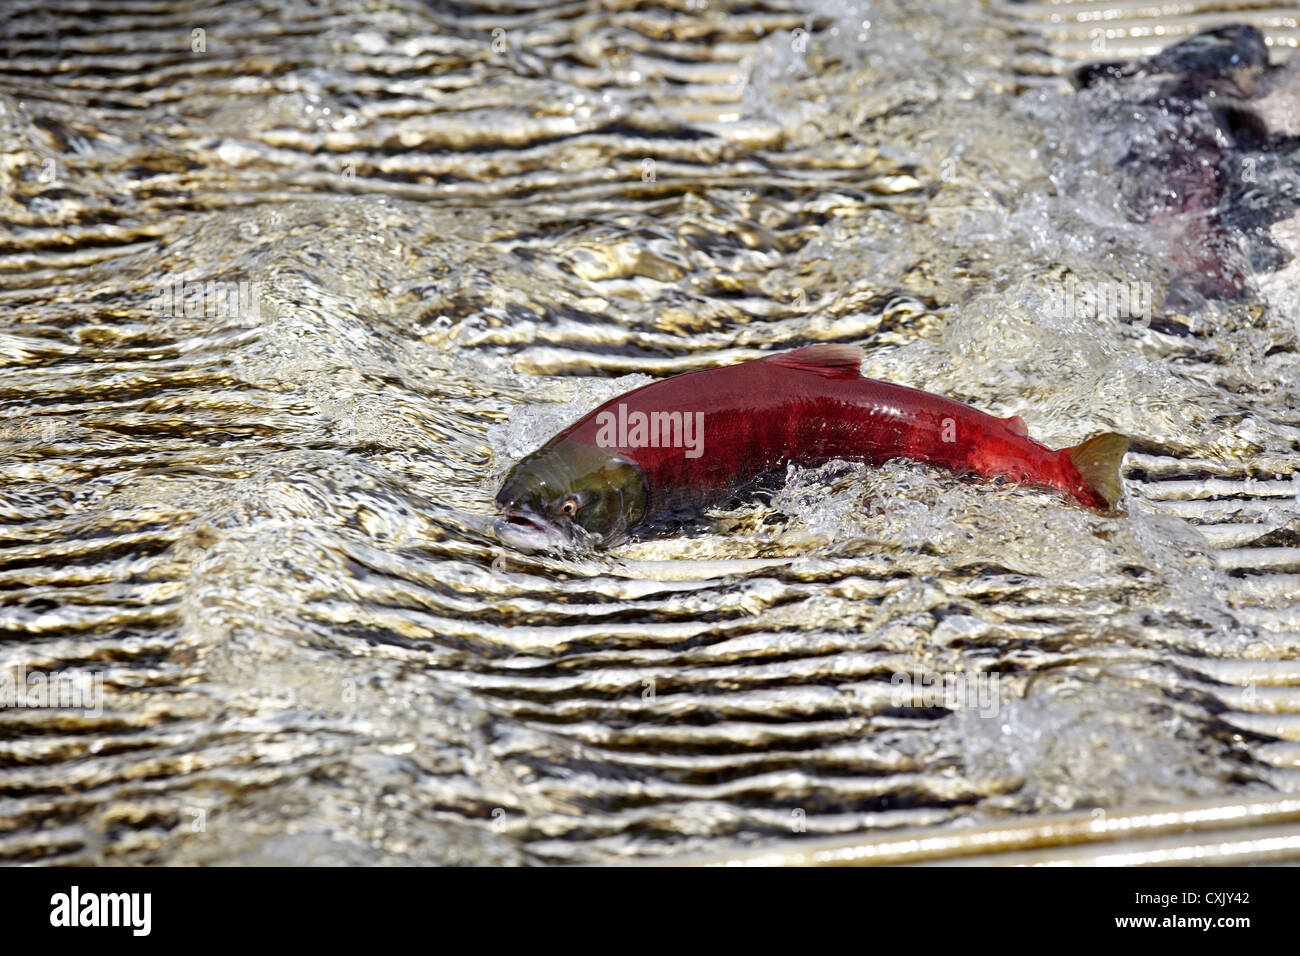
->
(494, 345), (1130, 551)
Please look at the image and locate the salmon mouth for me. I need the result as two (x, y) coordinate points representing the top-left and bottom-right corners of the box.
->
(493, 509), (572, 552)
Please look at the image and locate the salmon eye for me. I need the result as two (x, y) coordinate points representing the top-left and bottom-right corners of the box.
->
(560, 497), (580, 516)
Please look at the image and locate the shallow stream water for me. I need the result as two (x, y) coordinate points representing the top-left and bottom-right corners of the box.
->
(1, 0), (1298, 864)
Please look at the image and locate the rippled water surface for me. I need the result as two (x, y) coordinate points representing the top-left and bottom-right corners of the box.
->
(2, 0), (1299, 864)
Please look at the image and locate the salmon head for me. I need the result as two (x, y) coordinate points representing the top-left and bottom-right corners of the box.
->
(493, 439), (648, 552)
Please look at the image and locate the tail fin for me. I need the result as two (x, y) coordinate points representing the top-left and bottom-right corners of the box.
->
(1067, 432), (1131, 510)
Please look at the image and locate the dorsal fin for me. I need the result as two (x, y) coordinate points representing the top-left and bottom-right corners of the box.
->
(763, 344), (863, 379)
(1003, 415), (1028, 437)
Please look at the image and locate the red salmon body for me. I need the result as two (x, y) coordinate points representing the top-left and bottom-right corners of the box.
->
(493, 344), (1129, 551)
(553, 345), (1118, 518)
